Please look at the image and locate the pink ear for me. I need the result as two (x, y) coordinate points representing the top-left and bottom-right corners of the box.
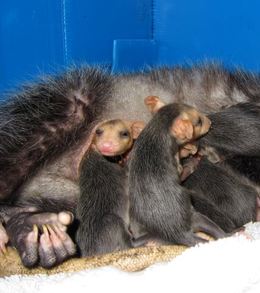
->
(171, 118), (194, 143)
(144, 96), (166, 113)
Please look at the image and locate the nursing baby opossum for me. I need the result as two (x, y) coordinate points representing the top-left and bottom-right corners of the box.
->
(128, 96), (226, 246)
(183, 102), (260, 231)
(76, 119), (146, 256)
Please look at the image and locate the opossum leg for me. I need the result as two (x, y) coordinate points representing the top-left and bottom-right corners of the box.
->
(5, 211), (76, 268)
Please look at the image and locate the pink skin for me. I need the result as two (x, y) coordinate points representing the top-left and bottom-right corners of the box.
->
(93, 120), (135, 157)
(98, 142), (121, 156)
(93, 120), (145, 157)
(0, 223), (8, 254)
(5, 211), (76, 268)
(38, 224), (76, 267)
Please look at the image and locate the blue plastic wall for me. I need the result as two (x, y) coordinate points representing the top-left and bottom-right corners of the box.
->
(1, 0), (260, 95)
(154, 0), (260, 70)
(0, 0), (153, 93)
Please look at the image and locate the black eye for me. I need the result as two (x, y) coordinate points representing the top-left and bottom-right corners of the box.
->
(119, 130), (130, 138)
(196, 117), (202, 126)
(95, 128), (103, 136)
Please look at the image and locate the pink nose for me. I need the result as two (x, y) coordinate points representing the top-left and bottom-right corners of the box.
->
(99, 142), (116, 154)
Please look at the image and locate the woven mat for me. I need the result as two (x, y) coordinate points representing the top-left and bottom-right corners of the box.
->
(0, 245), (187, 277)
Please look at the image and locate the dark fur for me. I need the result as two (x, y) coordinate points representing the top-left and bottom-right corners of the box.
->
(183, 103), (260, 231)
(0, 67), (113, 200)
(184, 158), (257, 231)
(200, 102), (260, 184)
(0, 65), (258, 200)
(76, 150), (132, 256)
(128, 104), (226, 246)
(227, 156), (260, 184)
(0, 64), (259, 266)
(200, 102), (260, 158)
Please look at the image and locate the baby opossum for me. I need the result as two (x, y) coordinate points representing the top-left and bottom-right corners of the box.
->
(76, 119), (146, 256)
(129, 96), (226, 246)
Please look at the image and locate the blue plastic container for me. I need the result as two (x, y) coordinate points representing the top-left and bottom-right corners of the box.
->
(1, 0), (260, 95)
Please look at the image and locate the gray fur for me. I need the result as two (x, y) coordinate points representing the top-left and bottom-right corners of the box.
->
(0, 63), (258, 267)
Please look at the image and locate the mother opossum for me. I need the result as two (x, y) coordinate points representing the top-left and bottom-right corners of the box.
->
(0, 64), (259, 267)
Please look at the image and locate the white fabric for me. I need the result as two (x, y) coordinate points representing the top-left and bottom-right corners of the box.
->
(1, 231), (260, 293)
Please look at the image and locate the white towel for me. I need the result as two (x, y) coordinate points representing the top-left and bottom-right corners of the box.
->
(1, 225), (260, 293)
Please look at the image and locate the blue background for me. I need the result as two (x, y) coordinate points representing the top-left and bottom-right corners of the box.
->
(1, 0), (260, 94)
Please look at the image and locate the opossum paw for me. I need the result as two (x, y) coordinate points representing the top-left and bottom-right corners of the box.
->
(5, 211), (76, 268)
